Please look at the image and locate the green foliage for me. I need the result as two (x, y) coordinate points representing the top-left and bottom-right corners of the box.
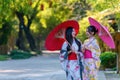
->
(77, 17), (89, 42)
(0, 55), (9, 61)
(87, 0), (120, 12)
(94, 3), (109, 11)
(44, 15), (61, 37)
(0, 0), (120, 51)
(100, 52), (116, 68)
(9, 50), (33, 59)
(0, 21), (12, 45)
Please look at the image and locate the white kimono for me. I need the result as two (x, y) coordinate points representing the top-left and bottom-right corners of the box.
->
(59, 40), (83, 80)
(83, 37), (101, 80)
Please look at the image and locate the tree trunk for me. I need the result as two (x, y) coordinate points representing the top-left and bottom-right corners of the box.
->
(23, 26), (36, 51)
(15, 0), (40, 51)
(117, 35), (120, 73)
(16, 11), (36, 51)
(16, 25), (26, 50)
(15, 12), (26, 50)
(114, 32), (120, 73)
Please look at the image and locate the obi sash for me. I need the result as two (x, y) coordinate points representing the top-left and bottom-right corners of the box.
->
(68, 52), (77, 60)
(84, 49), (92, 59)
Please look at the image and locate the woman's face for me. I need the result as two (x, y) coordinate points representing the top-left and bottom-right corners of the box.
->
(72, 29), (76, 38)
(86, 29), (93, 38)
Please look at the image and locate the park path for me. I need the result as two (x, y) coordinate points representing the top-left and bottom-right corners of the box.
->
(0, 52), (106, 80)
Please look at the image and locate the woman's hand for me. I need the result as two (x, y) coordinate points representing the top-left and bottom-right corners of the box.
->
(71, 46), (76, 52)
(68, 50), (72, 54)
(81, 45), (85, 53)
(75, 51), (80, 54)
(83, 45), (90, 51)
(71, 46), (79, 54)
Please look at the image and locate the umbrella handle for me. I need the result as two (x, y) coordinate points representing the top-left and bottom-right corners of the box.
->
(55, 29), (65, 38)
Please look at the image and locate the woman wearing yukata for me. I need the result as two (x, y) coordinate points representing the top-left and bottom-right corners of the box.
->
(59, 27), (84, 80)
(82, 25), (101, 80)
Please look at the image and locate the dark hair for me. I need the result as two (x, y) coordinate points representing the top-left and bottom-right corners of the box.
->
(87, 25), (98, 35)
(65, 27), (81, 52)
(65, 27), (73, 45)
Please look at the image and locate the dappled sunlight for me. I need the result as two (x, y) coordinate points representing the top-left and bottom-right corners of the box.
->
(0, 67), (60, 72)
(0, 68), (55, 73)
(0, 69), (25, 73)
(0, 68), (64, 79)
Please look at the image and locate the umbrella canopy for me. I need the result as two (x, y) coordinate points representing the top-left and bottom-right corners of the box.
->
(88, 17), (115, 49)
(45, 20), (79, 51)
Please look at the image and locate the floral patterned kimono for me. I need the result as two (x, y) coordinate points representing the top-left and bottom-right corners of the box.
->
(59, 40), (83, 80)
(83, 37), (101, 80)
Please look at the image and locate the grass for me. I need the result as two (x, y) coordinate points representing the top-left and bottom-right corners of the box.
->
(0, 50), (42, 60)
(0, 55), (9, 61)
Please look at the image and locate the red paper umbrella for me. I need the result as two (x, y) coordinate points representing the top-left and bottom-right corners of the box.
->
(45, 20), (79, 51)
(88, 17), (115, 49)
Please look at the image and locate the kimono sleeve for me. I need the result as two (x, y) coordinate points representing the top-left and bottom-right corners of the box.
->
(90, 40), (101, 69)
(59, 42), (68, 61)
(59, 42), (68, 71)
(90, 40), (101, 60)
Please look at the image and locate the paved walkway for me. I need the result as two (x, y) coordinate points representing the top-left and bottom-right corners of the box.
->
(0, 52), (107, 80)
(104, 71), (120, 80)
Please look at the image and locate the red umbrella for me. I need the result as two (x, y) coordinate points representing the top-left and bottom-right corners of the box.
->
(88, 17), (115, 49)
(45, 20), (79, 51)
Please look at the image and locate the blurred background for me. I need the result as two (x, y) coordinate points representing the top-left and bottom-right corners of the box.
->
(0, 0), (120, 74)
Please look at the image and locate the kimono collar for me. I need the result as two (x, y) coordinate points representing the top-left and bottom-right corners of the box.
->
(89, 36), (95, 41)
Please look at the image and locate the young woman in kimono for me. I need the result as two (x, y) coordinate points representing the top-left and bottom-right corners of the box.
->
(82, 25), (101, 80)
(59, 27), (83, 80)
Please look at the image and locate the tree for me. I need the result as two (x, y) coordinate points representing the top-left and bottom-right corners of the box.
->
(0, 0), (15, 45)
(14, 0), (42, 51)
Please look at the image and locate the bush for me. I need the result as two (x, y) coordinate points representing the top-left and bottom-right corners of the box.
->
(0, 55), (9, 61)
(9, 50), (33, 59)
(100, 51), (116, 68)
